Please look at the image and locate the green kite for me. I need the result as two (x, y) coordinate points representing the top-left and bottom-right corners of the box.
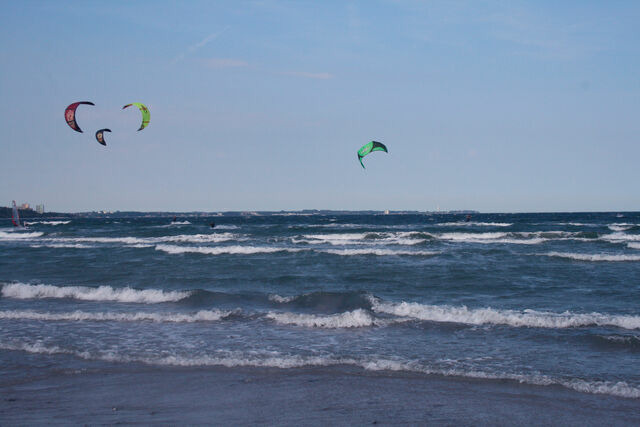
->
(122, 102), (150, 131)
(357, 141), (388, 169)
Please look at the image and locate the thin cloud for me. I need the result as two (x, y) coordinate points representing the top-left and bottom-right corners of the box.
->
(282, 71), (334, 80)
(204, 58), (248, 68)
(173, 26), (230, 63)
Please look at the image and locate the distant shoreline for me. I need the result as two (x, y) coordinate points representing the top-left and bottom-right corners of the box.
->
(2, 207), (480, 219)
(3, 207), (639, 219)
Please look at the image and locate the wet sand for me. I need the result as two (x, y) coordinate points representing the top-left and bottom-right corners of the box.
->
(1, 364), (639, 425)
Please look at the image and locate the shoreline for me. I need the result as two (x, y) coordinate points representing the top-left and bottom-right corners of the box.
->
(1, 362), (639, 425)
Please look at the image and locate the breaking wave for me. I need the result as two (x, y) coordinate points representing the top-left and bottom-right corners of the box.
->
(51, 233), (240, 245)
(601, 232), (640, 243)
(437, 232), (546, 245)
(321, 248), (438, 256)
(0, 231), (44, 240)
(155, 244), (302, 255)
(296, 232), (433, 246)
(23, 220), (71, 226)
(435, 222), (512, 227)
(1, 283), (190, 303)
(369, 298), (640, 330)
(3, 342), (639, 399)
(0, 309), (234, 323)
(30, 243), (94, 249)
(266, 309), (377, 328)
(541, 252), (640, 262)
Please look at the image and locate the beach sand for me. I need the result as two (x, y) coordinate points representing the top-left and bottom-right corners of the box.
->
(1, 363), (639, 425)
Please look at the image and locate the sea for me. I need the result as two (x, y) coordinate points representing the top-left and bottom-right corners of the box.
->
(1, 212), (639, 423)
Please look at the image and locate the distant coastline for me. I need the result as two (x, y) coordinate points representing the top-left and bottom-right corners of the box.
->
(1, 207), (478, 219)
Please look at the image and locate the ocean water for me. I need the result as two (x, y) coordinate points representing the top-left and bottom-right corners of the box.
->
(1, 212), (639, 406)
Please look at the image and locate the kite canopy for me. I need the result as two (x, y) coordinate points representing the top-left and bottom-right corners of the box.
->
(357, 141), (388, 169)
(64, 102), (95, 133)
(95, 128), (111, 146)
(122, 103), (150, 131)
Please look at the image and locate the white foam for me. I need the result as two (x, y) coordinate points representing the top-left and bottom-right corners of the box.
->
(300, 232), (371, 244)
(321, 248), (438, 256)
(1, 283), (190, 303)
(0, 231), (44, 240)
(268, 294), (296, 303)
(266, 309), (376, 328)
(155, 244), (302, 255)
(297, 232), (432, 246)
(542, 252), (640, 262)
(369, 298), (640, 330)
(3, 342), (639, 399)
(30, 243), (94, 249)
(628, 243), (640, 250)
(23, 220), (71, 226)
(159, 233), (241, 243)
(0, 309), (233, 323)
(436, 222), (512, 227)
(601, 232), (640, 242)
(50, 233), (240, 246)
(608, 223), (635, 232)
(437, 232), (545, 244)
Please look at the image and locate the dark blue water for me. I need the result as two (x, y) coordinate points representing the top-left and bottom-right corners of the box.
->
(1, 213), (639, 399)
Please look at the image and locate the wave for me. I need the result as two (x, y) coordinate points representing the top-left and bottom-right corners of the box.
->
(608, 223), (636, 232)
(593, 334), (640, 350)
(30, 243), (94, 249)
(51, 233), (240, 246)
(541, 252), (640, 262)
(268, 294), (297, 303)
(155, 244), (302, 255)
(23, 220), (71, 226)
(321, 248), (438, 256)
(0, 231), (44, 240)
(435, 222), (512, 227)
(437, 232), (546, 245)
(369, 298), (640, 330)
(3, 342), (638, 399)
(601, 232), (640, 243)
(296, 232), (433, 246)
(0, 309), (234, 323)
(1, 283), (190, 304)
(266, 309), (377, 328)
(628, 243), (640, 250)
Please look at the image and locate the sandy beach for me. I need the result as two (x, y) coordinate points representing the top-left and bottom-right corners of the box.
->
(2, 360), (639, 425)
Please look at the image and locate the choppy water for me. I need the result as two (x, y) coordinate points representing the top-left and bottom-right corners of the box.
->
(1, 213), (639, 399)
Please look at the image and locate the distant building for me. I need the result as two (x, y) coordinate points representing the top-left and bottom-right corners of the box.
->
(36, 204), (45, 214)
(20, 203), (29, 210)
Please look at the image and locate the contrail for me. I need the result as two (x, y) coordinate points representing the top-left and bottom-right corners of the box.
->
(172, 26), (230, 63)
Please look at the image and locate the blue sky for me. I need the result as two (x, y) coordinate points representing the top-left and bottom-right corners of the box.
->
(1, 0), (639, 212)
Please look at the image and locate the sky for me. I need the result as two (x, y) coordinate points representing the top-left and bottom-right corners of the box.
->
(1, 0), (639, 213)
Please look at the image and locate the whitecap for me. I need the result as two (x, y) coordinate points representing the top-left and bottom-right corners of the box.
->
(368, 298), (640, 330)
(0, 309), (233, 323)
(321, 248), (438, 256)
(155, 244), (302, 255)
(266, 309), (376, 328)
(541, 252), (640, 262)
(0, 282), (190, 303)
